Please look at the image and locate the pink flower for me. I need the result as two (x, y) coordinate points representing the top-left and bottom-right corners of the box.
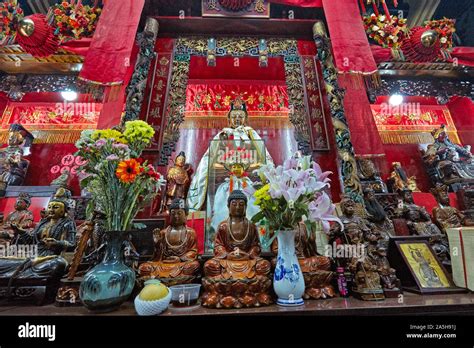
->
(308, 192), (342, 232)
(106, 154), (119, 161)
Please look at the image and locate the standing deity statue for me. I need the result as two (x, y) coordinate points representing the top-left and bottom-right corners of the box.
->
(187, 96), (273, 214)
(162, 152), (192, 213)
(387, 162), (420, 193)
(0, 124), (34, 196)
(0, 193), (34, 246)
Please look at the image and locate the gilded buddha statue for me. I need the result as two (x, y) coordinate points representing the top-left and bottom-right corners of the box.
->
(0, 193), (34, 246)
(272, 222), (335, 300)
(163, 152), (192, 213)
(0, 124), (34, 196)
(201, 190), (272, 308)
(0, 198), (76, 281)
(139, 199), (200, 286)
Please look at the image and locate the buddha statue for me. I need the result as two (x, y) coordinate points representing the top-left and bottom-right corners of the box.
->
(187, 96), (273, 214)
(163, 152), (192, 213)
(272, 222), (335, 300)
(139, 199), (200, 286)
(431, 183), (474, 232)
(363, 188), (394, 248)
(201, 190), (272, 308)
(0, 124), (34, 196)
(0, 193), (34, 246)
(0, 198), (76, 283)
(387, 162), (419, 193)
(50, 173), (76, 219)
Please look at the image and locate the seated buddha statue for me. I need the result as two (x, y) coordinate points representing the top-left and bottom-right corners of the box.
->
(138, 199), (200, 286)
(272, 222), (335, 300)
(431, 183), (474, 232)
(0, 193), (34, 246)
(201, 190), (272, 309)
(0, 198), (76, 281)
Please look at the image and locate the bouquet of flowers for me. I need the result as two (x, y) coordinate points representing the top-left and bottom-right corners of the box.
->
(48, 1), (102, 43)
(0, 0), (24, 45)
(75, 120), (165, 232)
(363, 14), (409, 49)
(246, 155), (341, 237)
(425, 17), (456, 50)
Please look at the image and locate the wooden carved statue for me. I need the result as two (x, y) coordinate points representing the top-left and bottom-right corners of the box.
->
(387, 162), (419, 193)
(431, 183), (474, 232)
(0, 124), (33, 196)
(201, 190), (272, 309)
(0, 193), (34, 246)
(162, 152), (192, 213)
(363, 188), (395, 248)
(139, 198), (200, 286)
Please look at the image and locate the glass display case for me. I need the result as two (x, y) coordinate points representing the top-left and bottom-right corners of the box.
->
(204, 139), (268, 254)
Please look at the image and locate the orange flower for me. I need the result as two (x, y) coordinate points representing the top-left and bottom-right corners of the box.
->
(116, 159), (143, 183)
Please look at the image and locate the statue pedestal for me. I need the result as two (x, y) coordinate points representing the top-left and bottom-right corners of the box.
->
(352, 288), (385, 301)
(302, 270), (336, 300)
(55, 277), (83, 307)
(201, 276), (272, 309)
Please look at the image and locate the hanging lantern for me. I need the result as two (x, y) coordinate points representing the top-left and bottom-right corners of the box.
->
(15, 14), (59, 57)
(401, 27), (440, 63)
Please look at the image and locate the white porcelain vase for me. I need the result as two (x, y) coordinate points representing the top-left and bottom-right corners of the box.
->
(273, 229), (305, 306)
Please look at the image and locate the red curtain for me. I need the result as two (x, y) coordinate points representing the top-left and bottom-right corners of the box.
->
(450, 47), (474, 67)
(79, 0), (144, 85)
(447, 97), (474, 147)
(322, 0), (378, 74)
(338, 74), (385, 156)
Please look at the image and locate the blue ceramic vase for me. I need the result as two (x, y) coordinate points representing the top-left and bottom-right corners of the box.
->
(79, 230), (136, 312)
(273, 229), (305, 306)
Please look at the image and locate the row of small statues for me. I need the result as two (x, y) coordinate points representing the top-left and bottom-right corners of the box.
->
(0, 181), (472, 307)
(357, 125), (474, 196)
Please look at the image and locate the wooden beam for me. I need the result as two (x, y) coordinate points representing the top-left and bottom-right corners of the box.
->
(156, 16), (318, 39)
(0, 45), (83, 74)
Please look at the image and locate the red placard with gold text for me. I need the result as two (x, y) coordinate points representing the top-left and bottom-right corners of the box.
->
(371, 104), (460, 144)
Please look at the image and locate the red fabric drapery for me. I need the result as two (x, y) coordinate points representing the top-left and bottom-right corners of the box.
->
(339, 74), (385, 156)
(79, 0), (144, 85)
(447, 97), (474, 147)
(450, 47), (474, 67)
(322, 0), (378, 75)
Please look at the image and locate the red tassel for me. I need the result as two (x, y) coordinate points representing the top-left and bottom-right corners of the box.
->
(393, 0), (398, 7)
(372, 1), (380, 16)
(359, 0), (367, 14)
(16, 14), (59, 57)
(381, 0), (391, 19)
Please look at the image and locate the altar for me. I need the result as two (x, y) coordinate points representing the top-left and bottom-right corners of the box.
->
(0, 0), (474, 334)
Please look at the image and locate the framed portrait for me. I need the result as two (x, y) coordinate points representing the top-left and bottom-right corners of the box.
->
(390, 238), (463, 294)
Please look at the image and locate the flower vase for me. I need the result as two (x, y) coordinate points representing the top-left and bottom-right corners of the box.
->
(79, 231), (136, 312)
(273, 229), (305, 306)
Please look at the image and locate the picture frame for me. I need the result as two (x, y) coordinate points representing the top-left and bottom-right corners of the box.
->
(388, 236), (463, 294)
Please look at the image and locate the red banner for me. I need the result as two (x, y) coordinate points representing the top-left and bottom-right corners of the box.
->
(371, 104), (460, 144)
(1, 102), (101, 143)
(185, 82), (289, 117)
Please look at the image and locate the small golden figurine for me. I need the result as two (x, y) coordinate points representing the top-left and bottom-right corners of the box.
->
(387, 162), (420, 193)
(162, 152), (192, 213)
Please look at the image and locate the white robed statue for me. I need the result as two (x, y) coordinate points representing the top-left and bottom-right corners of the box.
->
(187, 96), (273, 232)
